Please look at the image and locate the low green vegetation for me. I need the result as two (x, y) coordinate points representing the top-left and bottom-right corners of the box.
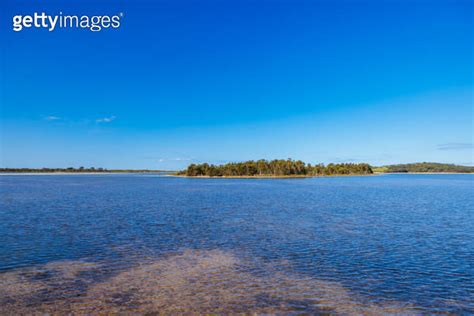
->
(378, 162), (474, 173)
(179, 159), (373, 177)
(372, 166), (388, 173)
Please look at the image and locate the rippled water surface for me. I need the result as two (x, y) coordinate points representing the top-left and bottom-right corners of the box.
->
(1, 174), (473, 314)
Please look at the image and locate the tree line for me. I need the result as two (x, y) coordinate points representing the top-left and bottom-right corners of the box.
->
(380, 162), (473, 173)
(179, 159), (373, 177)
(0, 167), (164, 173)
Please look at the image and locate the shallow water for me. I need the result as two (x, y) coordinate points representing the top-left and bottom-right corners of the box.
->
(0, 174), (473, 314)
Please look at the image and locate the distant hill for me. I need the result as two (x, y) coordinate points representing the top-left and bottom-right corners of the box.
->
(373, 162), (474, 173)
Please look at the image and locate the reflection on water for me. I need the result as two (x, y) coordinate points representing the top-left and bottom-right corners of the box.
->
(1, 174), (473, 313)
(1, 249), (419, 315)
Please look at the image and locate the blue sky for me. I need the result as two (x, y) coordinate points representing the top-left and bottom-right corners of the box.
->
(1, 0), (473, 170)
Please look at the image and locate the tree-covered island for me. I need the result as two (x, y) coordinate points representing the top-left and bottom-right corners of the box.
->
(177, 159), (373, 177)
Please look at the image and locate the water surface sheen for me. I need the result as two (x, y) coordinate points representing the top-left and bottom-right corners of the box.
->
(0, 174), (473, 314)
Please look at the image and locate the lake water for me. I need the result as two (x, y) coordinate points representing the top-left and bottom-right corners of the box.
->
(0, 174), (473, 314)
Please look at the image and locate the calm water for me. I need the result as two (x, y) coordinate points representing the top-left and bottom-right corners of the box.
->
(0, 174), (473, 314)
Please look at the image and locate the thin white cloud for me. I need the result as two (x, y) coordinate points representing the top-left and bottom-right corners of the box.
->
(96, 116), (116, 123)
(437, 143), (473, 151)
(45, 116), (60, 121)
(158, 157), (192, 163)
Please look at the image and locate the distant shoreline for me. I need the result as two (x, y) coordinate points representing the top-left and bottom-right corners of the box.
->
(0, 171), (171, 176)
(383, 172), (473, 175)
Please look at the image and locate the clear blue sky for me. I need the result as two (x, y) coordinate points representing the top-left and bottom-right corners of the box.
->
(1, 0), (473, 170)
